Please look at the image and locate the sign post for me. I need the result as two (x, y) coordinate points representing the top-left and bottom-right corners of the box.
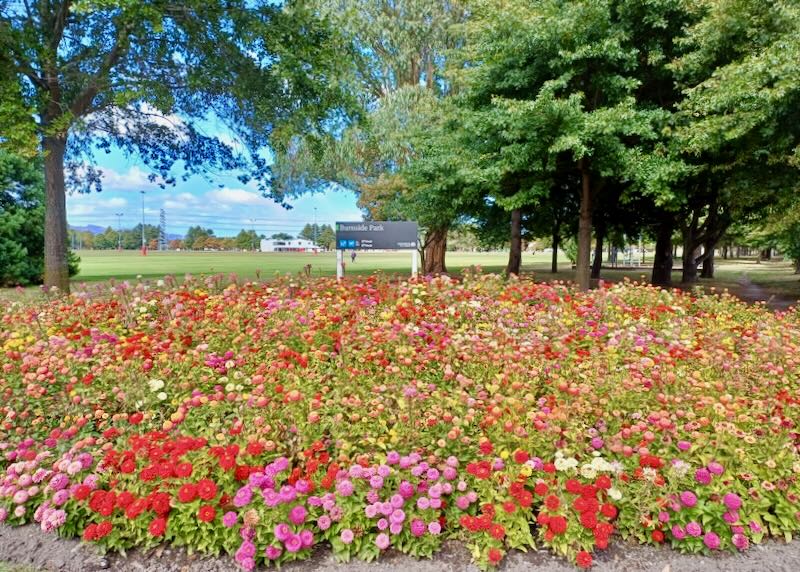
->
(335, 221), (418, 279)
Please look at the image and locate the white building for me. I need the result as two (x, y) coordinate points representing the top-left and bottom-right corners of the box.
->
(260, 238), (320, 253)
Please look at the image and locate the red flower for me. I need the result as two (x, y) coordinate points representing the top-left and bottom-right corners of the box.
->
(565, 479), (582, 494)
(198, 505), (216, 523)
(96, 520), (113, 539)
(544, 495), (560, 511)
(139, 466), (157, 481)
(246, 441), (264, 456)
(576, 550), (593, 568)
(150, 492), (171, 516)
(116, 491), (135, 509)
(73, 485), (91, 501)
(543, 462), (556, 473)
(479, 440), (494, 455)
(548, 515), (567, 535)
(235, 464), (250, 481)
(536, 511), (550, 526)
(490, 523), (505, 540)
(88, 490), (106, 512)
(595, 475), (612, 490)
(487, 548), (503, 565)
(600, 503), (617, 519)
(178, 483), (198, 503)
(148, 516), (167, 537)
(513, 450), (530, 464)
(175, 462), (193, 478)
(120, 458), (136, 474)
(652, 529), (665, 543)
(502, 501), (517, 514)
(517, 490), (533, 508)
(580, 511), (598, 530)
(128, 412), (143, 425)
(126, 498), (148, 519)
(534, 482), (549, 496)
(219, 455), (235, 471)
(197, 479), (218, 501)
(581, 484), (598, 499)
(83, 523), (97, 541)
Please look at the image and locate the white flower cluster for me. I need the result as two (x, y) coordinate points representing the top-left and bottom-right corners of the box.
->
(148, 379), (167, 401)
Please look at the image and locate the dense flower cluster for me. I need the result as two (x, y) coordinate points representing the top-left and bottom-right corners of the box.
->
(1, 273), (800, 569)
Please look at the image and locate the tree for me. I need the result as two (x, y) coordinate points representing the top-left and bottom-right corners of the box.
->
(317, 224), (336, 250)
(184, 226), (214, 250)
(1, 0), (348, 292)
(235, 229), (259, 250)
(0, 150), (78, 285)
(272, 0), (468, 274)
(270, 232), (293, 241)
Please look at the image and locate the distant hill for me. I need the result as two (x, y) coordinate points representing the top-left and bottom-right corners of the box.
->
(69, 224), (181, 241)
(69, 224), (106, 235)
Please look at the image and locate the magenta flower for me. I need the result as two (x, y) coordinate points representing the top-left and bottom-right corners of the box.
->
(318, 515), (332, 530)
(223, 511), (238, 528)
(723, 493), (742, 511)
(375, 533), (390, 550)
(399, 481), (414, 498)
(671, 525), (686, 540)
(703, 531), (721, 549)
(369, 475), (384, 489)
(695, 468), (712, 485)
(265, 545), (282, 560)
(679, 491), (697, 507)
(411, 518), (426, 537)
(274, 522), (291, 542)
(300, 529), (314, 548)
(724, 511), (739, 524)
(732, 533), (749, 551)
(386, 451), (401, 465)
(284, 534), (303, 553)
(707, 462), (724, 475)
(686, 521), (702, 537)
(336, 479), (354, 497)
(289, 505), (307, 525)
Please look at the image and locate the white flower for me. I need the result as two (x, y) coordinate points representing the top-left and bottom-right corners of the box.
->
(156, 392), (167, 401)
(148, 379), (165, 392)
(580, 464), (597, 479)
(608, 487), (622, 501)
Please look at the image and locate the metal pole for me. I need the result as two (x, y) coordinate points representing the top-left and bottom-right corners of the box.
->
(336, 249), (343, 280)
(115, 212), (123, 250)
(140, 191), (146, 253)
(411, 249), (418, 277)
(250, 218), (256, 251)
(313, 207), (317, 247)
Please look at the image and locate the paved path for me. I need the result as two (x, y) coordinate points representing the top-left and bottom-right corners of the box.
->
(2, 524), (800, 572)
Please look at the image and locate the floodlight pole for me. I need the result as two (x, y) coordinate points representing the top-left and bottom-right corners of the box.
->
(140, 191), (146, 255)
(115, 212), (123, 250)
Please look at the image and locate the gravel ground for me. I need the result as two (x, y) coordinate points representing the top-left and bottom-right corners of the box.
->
(2, 525), (800, 572)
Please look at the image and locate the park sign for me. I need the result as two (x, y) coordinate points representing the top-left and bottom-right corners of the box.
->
(335, 221), (418, 250)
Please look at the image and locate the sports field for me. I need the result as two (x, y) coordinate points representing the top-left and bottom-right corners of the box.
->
(72, 250), (563, 282)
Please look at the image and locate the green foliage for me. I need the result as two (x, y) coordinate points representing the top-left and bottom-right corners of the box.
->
(0, 151), (79, 285)
(184, 226), (215, 251)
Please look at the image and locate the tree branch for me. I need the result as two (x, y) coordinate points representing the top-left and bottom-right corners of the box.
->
(69, 23), (130, 118)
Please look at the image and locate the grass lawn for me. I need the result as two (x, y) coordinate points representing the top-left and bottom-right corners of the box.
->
(2, 250), (798, 307)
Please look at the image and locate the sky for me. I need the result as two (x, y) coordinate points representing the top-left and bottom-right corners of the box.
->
(66, 136), (364, 239)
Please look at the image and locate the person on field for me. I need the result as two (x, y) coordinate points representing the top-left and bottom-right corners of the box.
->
(351, 251), (357, 263)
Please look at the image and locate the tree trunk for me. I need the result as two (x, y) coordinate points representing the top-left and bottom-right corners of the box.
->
(591, 221), (605, 279)
(43, 135), (70, 293)
(506, 209), (522, 276)
(794, 259), (800, 274)
(551, 231), (559, 273)
(701, 242), (715, 278)
(651, 215), (674, 286)
(575, 160), (592, 290)
(681, 242), (699, 283)
(422, 227), (448, 274)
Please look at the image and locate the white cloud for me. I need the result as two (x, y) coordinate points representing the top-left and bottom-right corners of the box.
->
(205, 187), (273, 207)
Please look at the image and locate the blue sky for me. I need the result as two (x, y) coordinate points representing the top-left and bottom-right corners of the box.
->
(66, 139), (363, 238)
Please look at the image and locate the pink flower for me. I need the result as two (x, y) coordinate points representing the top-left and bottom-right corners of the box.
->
(723, 511), (739, 524)
(671, 525), (686, 540)
(365, 504), (378, 518)
(375, 533), (390, 550)
(456, 496), (470, 510)
(265, 545), (282, 560)
(336, 479), (354, 497)
(680, 491), (697, 507)
(695, 468), (712, 485)
(417, 497), (430, 510)
(389, 522), (403, 535)
(443, 467), (457, 481)
(749, 520), (762, 533)
(284, 534), (303, 553)
(300, 529), (314, 547)
(340, 529), (354, 544)
(377, 518), (389, 530)
(732, 533), (749, 551)
(411, 518), (426, 537)
(399, 481), (414, 498)
(723, 493), (742, 511)
(289, 505), (307, 525)
(386, 451), (401, 465)
(658, 511), (670, 523)
(686, 521), (702, 537)
(223, 512), (237, 528)
(707, 462), (724, 475)
(428, 521), (441, 535)
(703, 531), (721, 549)
(369, 475), (384, 489)
(677, 440), (691, 451)
(318, 515), (331, 530)
(590, 437), (604, 449)
(274, 522), (291, 542)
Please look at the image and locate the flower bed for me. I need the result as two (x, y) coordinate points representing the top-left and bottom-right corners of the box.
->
(1, 273), (799, 569)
